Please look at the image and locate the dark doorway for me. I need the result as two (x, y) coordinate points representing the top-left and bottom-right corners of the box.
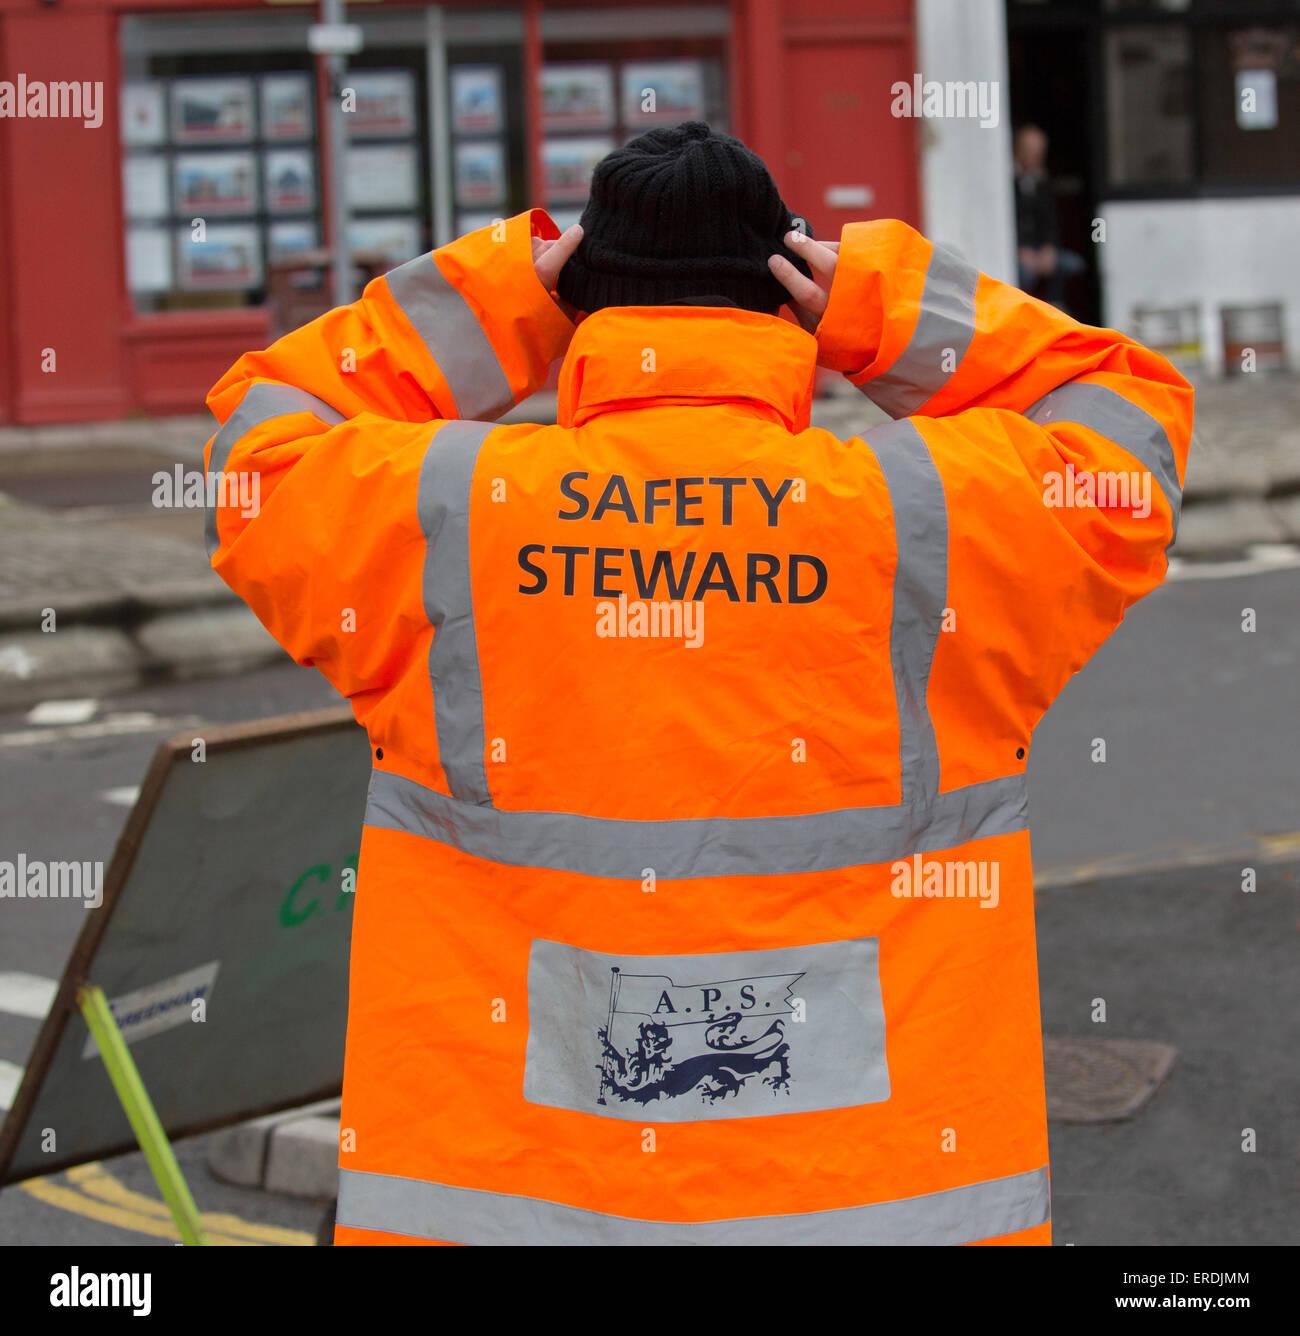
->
(1006, 10), (1101, 324)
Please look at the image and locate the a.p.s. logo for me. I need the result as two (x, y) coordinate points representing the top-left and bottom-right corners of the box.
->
(596, 967), (802, 1107)
(524, 938), (890, 1124)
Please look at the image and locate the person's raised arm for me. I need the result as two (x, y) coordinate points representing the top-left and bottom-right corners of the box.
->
(771, 221), (1193, 611)
(200, 213), (580, 702)
(206, 211), (580, 501)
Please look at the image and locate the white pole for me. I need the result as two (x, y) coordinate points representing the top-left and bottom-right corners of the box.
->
(914, 0), (1016, 282)
(427, 5), (453, 249)
(321, 0), (353, 304)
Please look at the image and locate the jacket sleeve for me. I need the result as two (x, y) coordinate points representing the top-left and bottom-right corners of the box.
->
(815, 219), (1194, 725)
(203, 209), (573, 702)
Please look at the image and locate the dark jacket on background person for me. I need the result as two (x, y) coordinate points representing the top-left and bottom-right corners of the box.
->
(1015, 170), (1060, 250)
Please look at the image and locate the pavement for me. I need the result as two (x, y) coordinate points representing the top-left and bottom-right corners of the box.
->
(0, 374), (1297, 709)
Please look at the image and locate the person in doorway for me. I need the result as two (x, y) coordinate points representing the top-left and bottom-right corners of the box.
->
(204, 121), (1192, 1246)
(1014, 122), (1087, 311)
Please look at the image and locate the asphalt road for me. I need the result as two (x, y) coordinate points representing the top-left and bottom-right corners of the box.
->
(0, 562), (1295, 1245)
(1039, 856), (1298, 1246)
(0, 662), (340, 1246)
(1028, 560), (1299, 875)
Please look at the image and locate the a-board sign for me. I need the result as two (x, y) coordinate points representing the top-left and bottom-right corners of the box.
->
(0, 706), (369, 1184)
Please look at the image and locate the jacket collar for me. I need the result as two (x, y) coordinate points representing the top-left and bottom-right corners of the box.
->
(556, 306), (817, 431)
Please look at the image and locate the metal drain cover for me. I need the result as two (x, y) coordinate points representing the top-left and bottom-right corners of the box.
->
(1043, 1037), (1177, 1123)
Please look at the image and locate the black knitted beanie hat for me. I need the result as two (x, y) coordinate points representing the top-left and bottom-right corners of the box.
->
(555, 121), (814, 316)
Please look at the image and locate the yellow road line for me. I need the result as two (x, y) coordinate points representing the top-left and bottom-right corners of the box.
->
(66, 1164), (313, 1246)
(20, 1177), (252, 1245)
(20, 1163), (314, 1246)
(1260, 830), (1300, 857)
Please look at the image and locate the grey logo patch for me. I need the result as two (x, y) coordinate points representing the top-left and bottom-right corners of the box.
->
(523, 937), (890, 1123)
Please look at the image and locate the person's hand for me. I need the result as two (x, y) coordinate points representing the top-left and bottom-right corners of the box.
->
(768, 231), (839, 333)
(533, 224), (583, 320)
(1039, 244), (1058, 276)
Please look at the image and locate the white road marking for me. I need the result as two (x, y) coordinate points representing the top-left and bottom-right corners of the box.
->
(0, 712), (202, 748)
(0, 972), (59, 1019)
(26, 698), (98, 726)
(1167, 543), (1300, 581)
(0, 1059), (24, 1111)
(0, 645), (36, 680)
(100, 785), (141, 807)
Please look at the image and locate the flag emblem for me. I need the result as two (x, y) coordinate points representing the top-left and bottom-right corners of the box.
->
(597, 967), (803, 1107)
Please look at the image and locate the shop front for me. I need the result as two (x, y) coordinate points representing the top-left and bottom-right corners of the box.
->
(1007, 0), (1300, 372)
(0, 0), (920, 425)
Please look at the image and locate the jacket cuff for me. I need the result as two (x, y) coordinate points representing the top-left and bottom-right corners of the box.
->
(430, 209), (577, 407)
(815, 220), (933, 390)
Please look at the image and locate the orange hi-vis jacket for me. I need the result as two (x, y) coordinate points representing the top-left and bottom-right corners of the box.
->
(205, 209), (1193, 1246)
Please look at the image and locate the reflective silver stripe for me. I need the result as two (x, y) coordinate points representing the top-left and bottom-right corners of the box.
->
(385, 253), (515, 422)
(866, 420), (947, 803)
(337, 1164), (1049, 1246)
(419, 420), (494, 806)
(865, 243), (979, 418)
(204, 382), (343, 557)
(1024, 381), (1183, 537)
(364, 768), (1026, 879)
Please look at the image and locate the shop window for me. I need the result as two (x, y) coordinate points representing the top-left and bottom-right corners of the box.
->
(446, 41), (726, 238)
(340, 59), (431, 263)
(123, 56), (313, 313)
(1197, 24), (1300, 186)
(120, 11), (732, 307)
(446, 41), (530, 236)
(528, 39), (727, 232)
(121, 45), (431, 314)
(1104, 25), (1194, 186)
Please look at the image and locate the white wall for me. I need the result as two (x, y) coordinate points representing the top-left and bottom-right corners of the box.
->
(915, 0), (1016, 282)
(1098, 198), (1300, 375)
